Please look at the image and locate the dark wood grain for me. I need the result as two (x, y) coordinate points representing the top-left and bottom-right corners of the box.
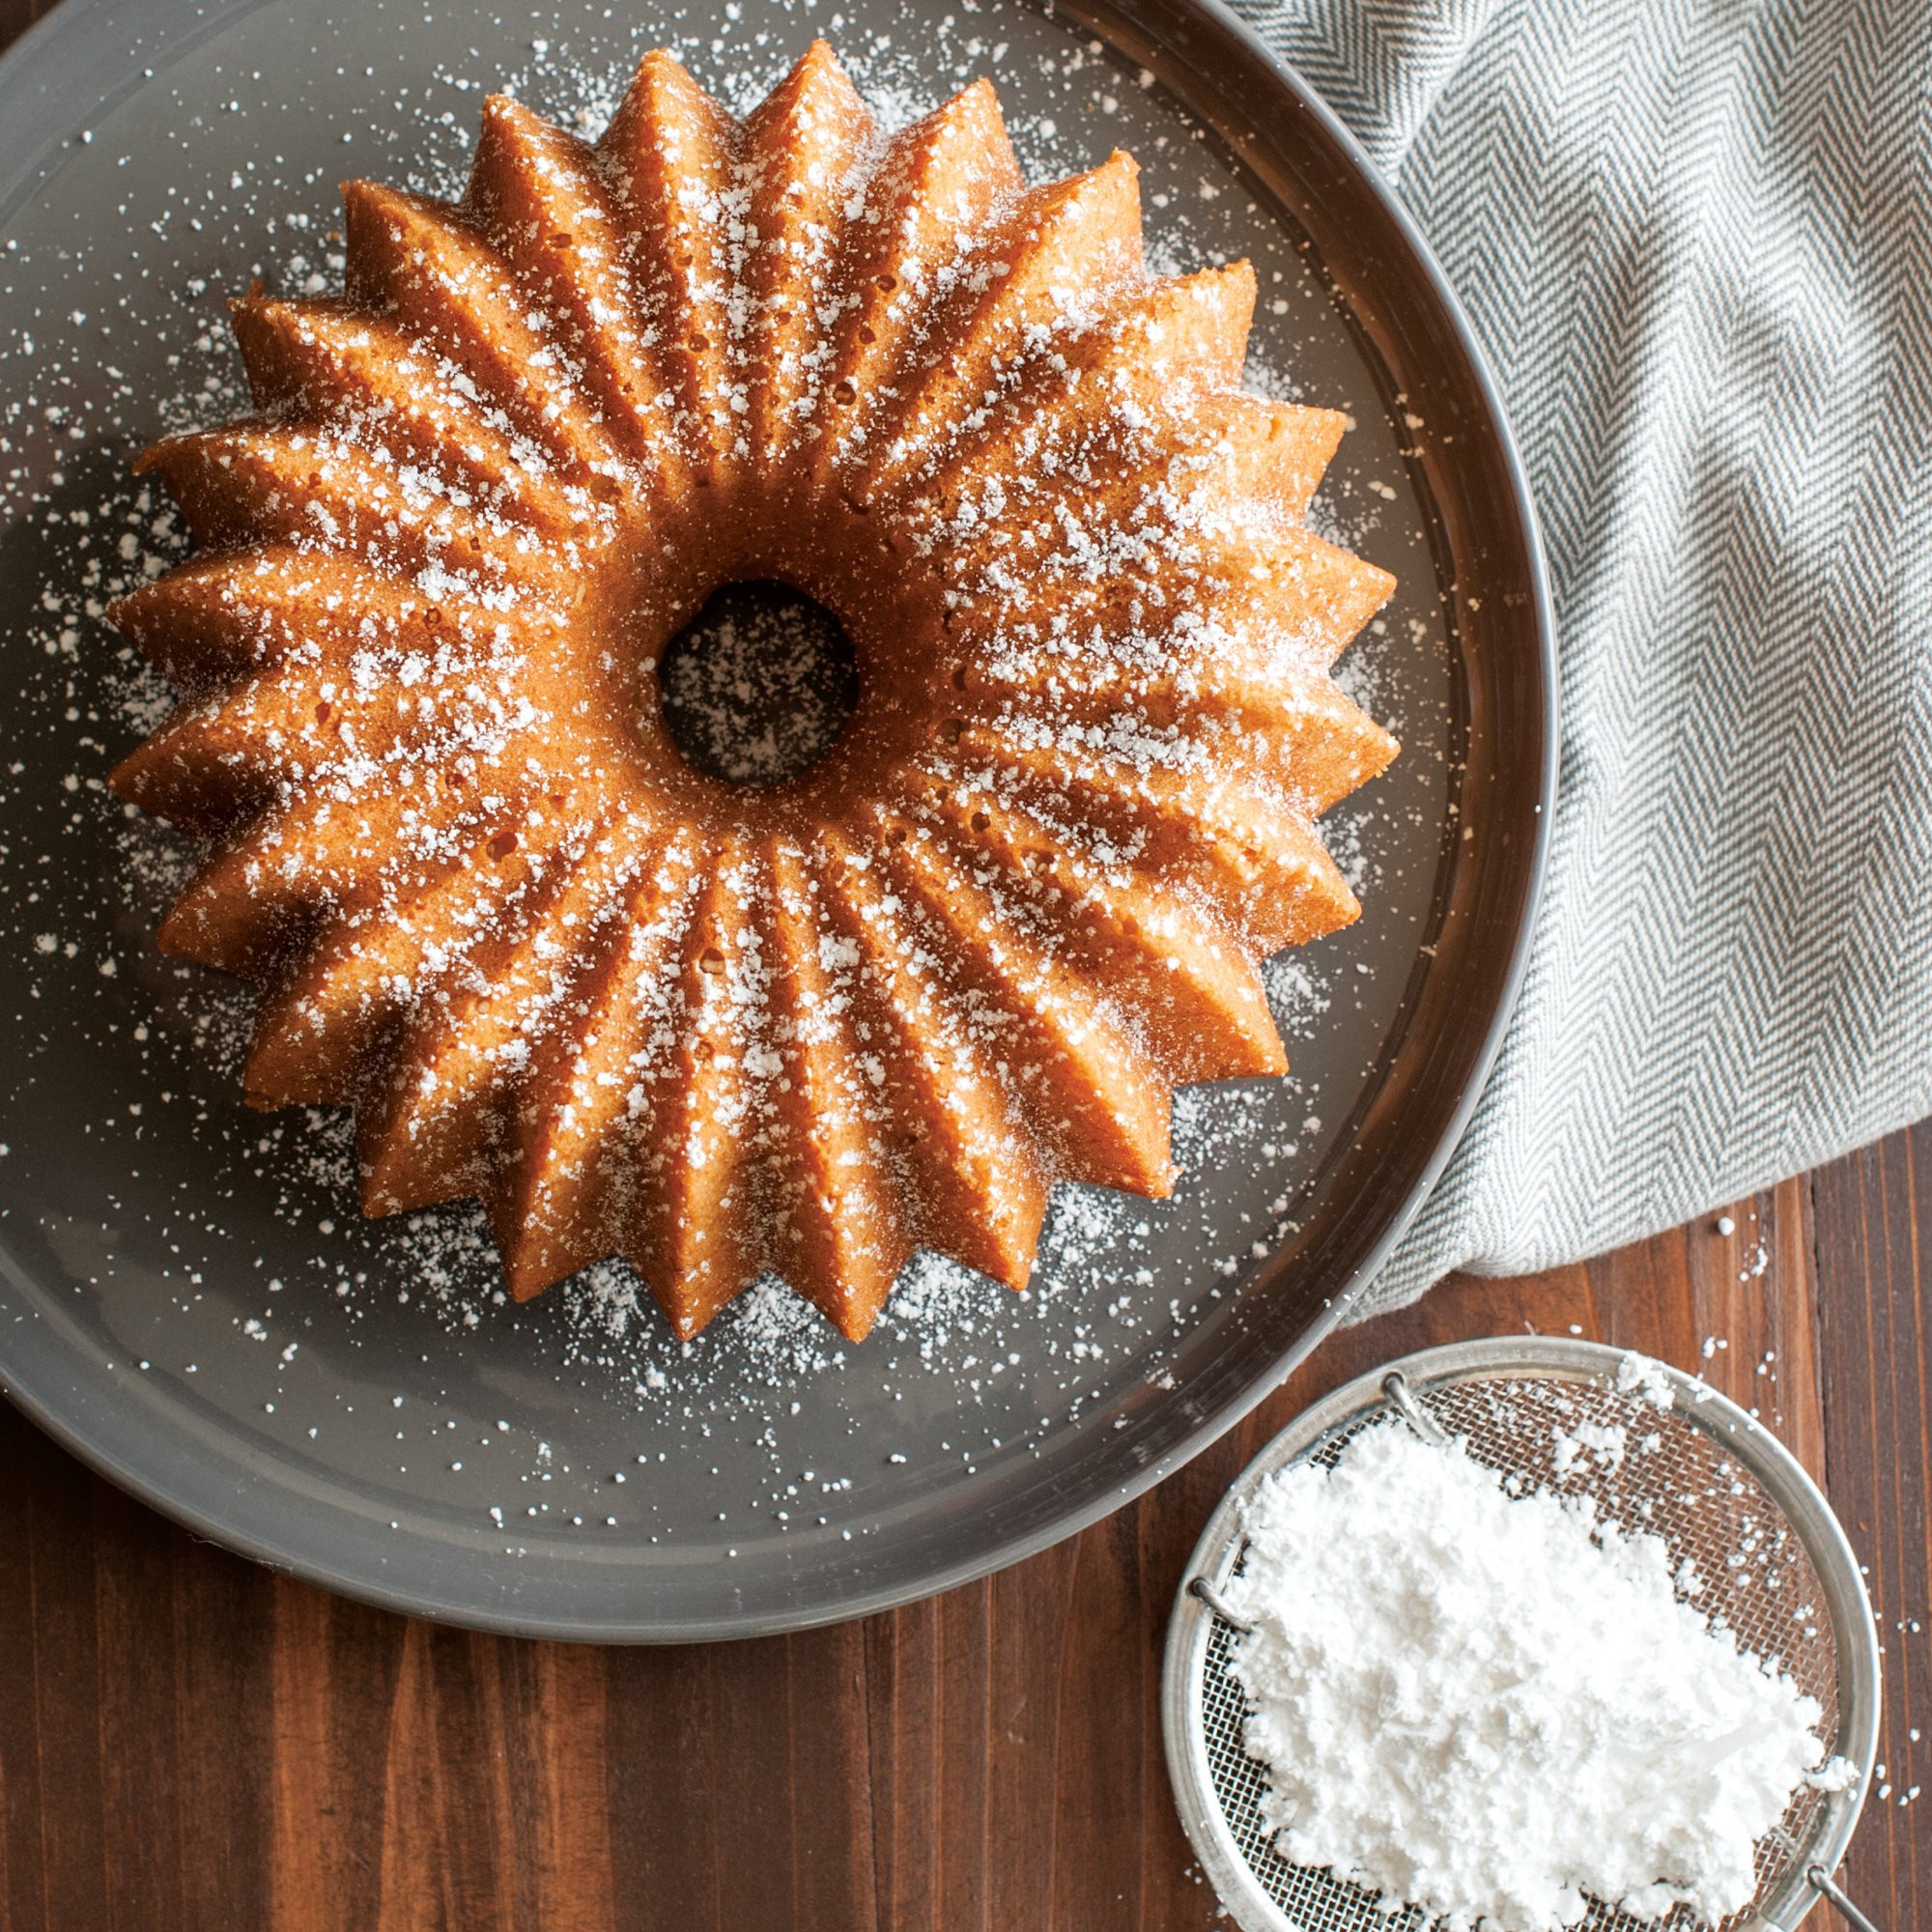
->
(3, 1154), (1924, 1930)
(1812, 1126), (1932, 1932)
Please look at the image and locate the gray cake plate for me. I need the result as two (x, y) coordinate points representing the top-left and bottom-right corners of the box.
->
(0, 0), (1553, 1638)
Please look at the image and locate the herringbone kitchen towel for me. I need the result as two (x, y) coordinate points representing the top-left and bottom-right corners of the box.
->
(1231, 0), (1932, 1311)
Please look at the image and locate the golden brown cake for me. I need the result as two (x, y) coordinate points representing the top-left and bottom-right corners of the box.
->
(107, 42), (1398, 1343)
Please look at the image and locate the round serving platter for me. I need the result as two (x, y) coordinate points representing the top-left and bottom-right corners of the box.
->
(0, 0), (1553, 1638)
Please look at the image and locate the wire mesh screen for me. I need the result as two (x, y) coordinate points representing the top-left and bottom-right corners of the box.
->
(1193, 1373), (1841, 1932)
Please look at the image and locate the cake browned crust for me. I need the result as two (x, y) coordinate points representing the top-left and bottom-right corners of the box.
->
(107, 42), (1398, 1343)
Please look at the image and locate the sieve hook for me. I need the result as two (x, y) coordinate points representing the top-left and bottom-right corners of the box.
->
(1805, 1863), (1883, 1932)
(1187, 1574), (1255, 1634)
(1381, 1370), (1450, 1447)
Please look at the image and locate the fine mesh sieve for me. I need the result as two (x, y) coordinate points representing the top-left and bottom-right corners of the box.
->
(1162, 1338), (1885, 1932)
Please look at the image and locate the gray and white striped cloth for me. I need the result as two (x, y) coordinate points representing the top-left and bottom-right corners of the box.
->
(1230, 0), (1932, 1311)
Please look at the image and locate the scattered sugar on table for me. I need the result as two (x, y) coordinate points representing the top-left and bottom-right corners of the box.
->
(1222, 1415), (1853, 1931)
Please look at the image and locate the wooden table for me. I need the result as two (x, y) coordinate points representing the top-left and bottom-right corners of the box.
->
(2, 1122), (1924, 1930)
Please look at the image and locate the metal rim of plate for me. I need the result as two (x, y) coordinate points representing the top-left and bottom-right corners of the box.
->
(0, 0), (1557, 1637)
(1162, 1338), (1884, 1932)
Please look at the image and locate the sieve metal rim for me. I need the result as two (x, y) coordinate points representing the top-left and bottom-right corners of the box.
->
(1160, 1336), (1883, 1932)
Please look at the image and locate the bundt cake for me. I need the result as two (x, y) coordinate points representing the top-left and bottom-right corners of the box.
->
(107, 42), (1399, 1344)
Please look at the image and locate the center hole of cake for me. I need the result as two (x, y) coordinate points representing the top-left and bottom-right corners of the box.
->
(655, 580), (862, 786)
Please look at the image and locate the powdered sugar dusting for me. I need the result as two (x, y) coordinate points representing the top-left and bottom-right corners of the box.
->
(0, 0), (1455, 1561)
(83, 30), (1420, 1349)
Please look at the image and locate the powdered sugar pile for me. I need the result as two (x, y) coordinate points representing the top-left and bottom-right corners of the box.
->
(1224, 1421), (1848, 1930)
